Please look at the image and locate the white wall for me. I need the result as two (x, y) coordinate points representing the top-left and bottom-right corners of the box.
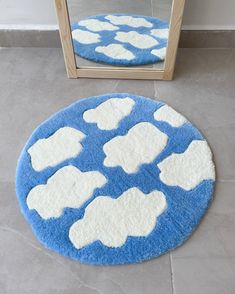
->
(183, 0), (235, 30)
(0, 0), (234, 30)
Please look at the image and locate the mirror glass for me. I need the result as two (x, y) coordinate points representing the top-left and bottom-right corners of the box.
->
(67, 0), (172, 70)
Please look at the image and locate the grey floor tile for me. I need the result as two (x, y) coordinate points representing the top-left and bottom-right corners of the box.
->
(170, 182), (235, 294)
(171, 257), (235, 294)
(0, 182), (36, 239)
(172, 181), (235, 259)
(204, 125), (235, 181)
(0, 220), (172, 294)
(65, 254), (172, 294)
(0, 228), (84, 294)
(115, 79), (155, 98)
(155, 49), (235, 105)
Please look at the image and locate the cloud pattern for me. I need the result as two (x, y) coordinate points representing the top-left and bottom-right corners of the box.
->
(151, 47), (167, 60)
(105, 15), (153, 28)
(69, 188), (167, 249)
(115, 31), (159, 49)
(154, 105), (187, 127)
(28, 127), (85, 171)
(158, 140), (215, 190)
(95, 44), (135, 61)
(83, 97), (135, 130)
(103, 122), (168, 173)
(27, 166), (107, 219)
(16, 93), (215, 265)
(72, 29), (101, 44)
(78, 19), (119, 32)
(151, 28), (169, 39)
(71, 14), (169, 66)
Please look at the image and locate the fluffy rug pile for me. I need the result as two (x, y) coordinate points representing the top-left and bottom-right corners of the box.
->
(16, 93), (215, 265)
(72, 14), (169, 66)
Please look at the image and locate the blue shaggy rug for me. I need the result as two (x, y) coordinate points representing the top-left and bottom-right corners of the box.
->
(71, 14), (169, 66)
(16, 93), (215, 265)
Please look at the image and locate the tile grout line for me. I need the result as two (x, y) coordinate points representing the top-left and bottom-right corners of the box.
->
(150, 0), (153, 17)
(0, 225), (103, 294)
(169, 252), (176, 294)
(153, 80), (159, 99)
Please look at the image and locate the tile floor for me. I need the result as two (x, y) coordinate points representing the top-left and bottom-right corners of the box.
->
(0, 47), (235, 294)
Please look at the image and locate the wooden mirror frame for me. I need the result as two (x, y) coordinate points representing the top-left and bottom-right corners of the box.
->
(54, 0), (185, 80)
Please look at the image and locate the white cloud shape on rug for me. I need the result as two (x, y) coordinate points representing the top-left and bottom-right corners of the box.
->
(158, 140), (215, 191)
(26, 166), (107, 219)
(151, 48), (166, 60)
(72, 29), (101, 44)
(103, 122), (168, 173)
(105, 15), (153, 28)
(78, 19), (119, 32)
(95, 44), (135, 60)
(69, 187), (167, 249)
(154, 105), (187, 127)
(151, 28), (169, 39)
(28, 127), (85, 172)
(83, 97), (135, 130)
(115, 31), (159, 49)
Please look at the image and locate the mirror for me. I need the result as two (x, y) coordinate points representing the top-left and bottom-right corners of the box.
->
(55, 0), (185, 80)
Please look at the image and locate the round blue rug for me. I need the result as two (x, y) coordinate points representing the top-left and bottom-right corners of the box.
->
(16, 93), (215, 265)
(72, 14), (169, 66)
